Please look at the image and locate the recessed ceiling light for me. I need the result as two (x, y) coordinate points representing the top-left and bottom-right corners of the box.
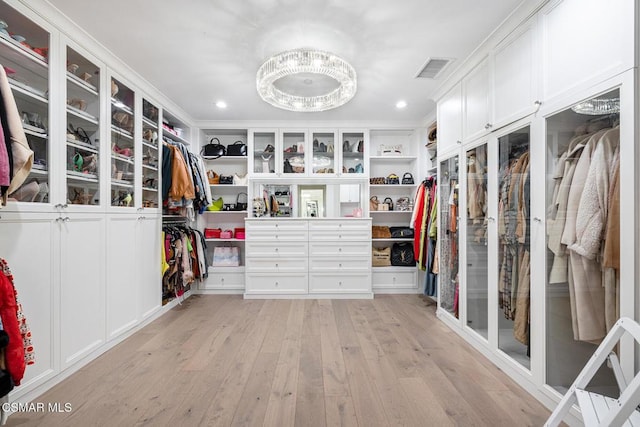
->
(216, 101), (227, 109)
(396, 100), (407, 109)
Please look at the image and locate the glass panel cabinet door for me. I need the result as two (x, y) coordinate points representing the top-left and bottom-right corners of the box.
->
(311, 130), (336, 175)
(0, 6), (49, 204)
(439, 155), (459, 317)
(497, 126), (530, 369)
(465, 143), (488, 338)
(340, 131), (365, 175)
(251, 130), (276, 175)
(65, 47), (100, 206)
(110, 77), (135, 207)
(141, 99), (159, 209)
(545, 89), (620, 394)
(281, 130), (306, 175)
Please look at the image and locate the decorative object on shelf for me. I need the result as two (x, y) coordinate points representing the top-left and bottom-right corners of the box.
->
(396, 196), (413, 212)
(111, 80), (119, 97)
(372, 246), (391, 267)
(68, 124), (92, 145)
(21, 111), (45, 130)
(201, 137), (226, 159)
(343, 140), (351, 152)
(112, 111), (133, 133)
(372, 225), (391, 239)
(386, 173), (400, 185)
(327, 143), (334, 153)
(204, 228), (221, 239)
(354, 163), (364, 173)
(67, 63), (79, 74)
(220, 229), (233, 239)
(70, 188), (94, 205)
(379, 144), (403, 156)
(72, 153), (83, 171)
(234, 227), (245, 240)
(283, 158), (293, 173)
(383, 197), (394, 211)
(390, 227), (414, 238)
(81, 153), (97, 174)
(81, 72), (92, 83)
(206, 197), (224, 211)
(377, 202), (388, 211)
(253, 197), (267, 217)
(369, 196), (379, 211)
(357, 140), (364, 152)
(67, 98), (87, 111)
(288, 156), (304, 173)
(112, 144), (132, 158)
(219, 175), (233, 185)
(571, 97), (620, 115)
(207, 170), (220, 185)
(212, 246), (240, 267)
(256, 48), (357, 112)
(401, 172), (415, 185)
(296, 142), (304, 153)
(143, 129), (158, 144)
(233, 173), (247, 186)
(370, 177), (385, 185)
(226, 140), (247, 156)
(391, 242), (415, 266)
(235, 192), (248, 211)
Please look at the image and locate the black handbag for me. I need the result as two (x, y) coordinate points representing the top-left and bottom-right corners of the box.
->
(201, 137), (226, 159)
(386, 173), (400, 185)
(227, 140), (247, 156)
(383, 197), (394, 211)
(402, 172), (415, 185)
(219, 175), (234, 185)
(389, 227), (414, 238)
(391, 242), (415, 266)
(235, 192), (248, 211)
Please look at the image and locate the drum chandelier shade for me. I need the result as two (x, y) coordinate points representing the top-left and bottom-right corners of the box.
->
(256, 48), (357, 112)
(570, 98), (620, 115)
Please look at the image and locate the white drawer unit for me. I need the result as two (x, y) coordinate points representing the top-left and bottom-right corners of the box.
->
(246, 258), (308, 272)
(308, 219), (371, 241)
(201, 271), (245, 290)
(246, 241), (309, 258)
(309, 273), (372, 294)
(245, 273), (308, 295)
(309, 241), (371, 257)
(372, 268), (418, 292)
(246, 220), (308, 241)
(309, 257), (370, 272)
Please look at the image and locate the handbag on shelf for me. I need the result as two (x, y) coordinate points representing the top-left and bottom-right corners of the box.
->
(212, 246), (240, 267)
(234, 228), (245, 240)
(219, 175), (234, 185)
(226, 140), (247, 156)
(370, 177), (385, 185)
(391, 242), (416, 266)
(390, 226), (414, 238)
(235, 192), (248, 211)
(372, 246), (391, 267)
(401, 172), (415, 185)
(204, 228), (221, 239)
(220, 229), (233, 239)
(386, 173), (400, 185)
(201, 137), (226, 159)
(396, 197), (413, 212)
(206, 197), (224, 211)
(369, 196), (379, 211)
(372, 225), (391, 239)
(207, 170), (219, 185)
(383, 197), (394, 211)
(233, 173), (248, 186)
(379, 144), (403, 156)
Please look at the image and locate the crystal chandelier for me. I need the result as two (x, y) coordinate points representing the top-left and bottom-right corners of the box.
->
(256, 48), (357, 112)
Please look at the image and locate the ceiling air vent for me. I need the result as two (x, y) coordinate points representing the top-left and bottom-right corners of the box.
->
(415, 57), (453, 79)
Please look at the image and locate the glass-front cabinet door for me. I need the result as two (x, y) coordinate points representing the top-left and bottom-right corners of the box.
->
(141, 98), (159, 209)
(497, 126), (530, 369)
(310, 129), (336, 176)
(249, 129), (277, 175)
(339, 130), (366, 175)
(0, 6), (49, 205)
(545, 89), (620, 395)
(465, 143), (488, 339)
(281, 129), (306, 175)
(110, 77), (135, 208)
(65, 46), (100, 206)
(439, 155), (459, 318)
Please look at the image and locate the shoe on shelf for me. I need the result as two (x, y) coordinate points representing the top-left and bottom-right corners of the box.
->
(34, 182), (48, 203)
(10, 180), (39, 202)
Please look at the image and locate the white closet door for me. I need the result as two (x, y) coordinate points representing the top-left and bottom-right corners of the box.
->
(138, 216), (160, 320)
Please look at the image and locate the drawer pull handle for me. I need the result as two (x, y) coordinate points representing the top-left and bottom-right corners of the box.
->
(275, 248), (279, 252)
(221, 278), (224, 283)
(275, 281), (279, 287)
(275, 263), (279, 268)
(338, 248), (342, 252)
(339, 263), (342, 268)
(339, 281), (342, 286)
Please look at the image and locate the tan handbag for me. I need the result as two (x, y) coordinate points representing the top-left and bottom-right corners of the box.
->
(370, 196), (379, 211)
(372, 246), (391, 267)
(372, 225), (391, 239)
(207, 170), (219, 185)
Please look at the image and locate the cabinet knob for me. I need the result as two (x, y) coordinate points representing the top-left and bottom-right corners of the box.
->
(275, 263), (279, 268)
(63, 217), (70, 222)
(393, 276), (396, 282)
(275, 281), (279, 287)
(456, 140), (462, 145)
(339, 281), (342, 286)
(533, 217), (542, 223)
(484, 123), (493, 130)
(338, 248), (342, 252)
(275, 248), (279, 252)
(339, 263), (342, 268)
(487, 216), (495, 222)
(221, 278), (224, 283)
(534, 100), (542, 106)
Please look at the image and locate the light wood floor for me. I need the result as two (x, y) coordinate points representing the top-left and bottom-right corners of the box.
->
(7, 295), (551, 426)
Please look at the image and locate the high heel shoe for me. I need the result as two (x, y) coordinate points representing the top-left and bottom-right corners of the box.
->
(34, 182), (48, 203)
(10, 180), (39, 202)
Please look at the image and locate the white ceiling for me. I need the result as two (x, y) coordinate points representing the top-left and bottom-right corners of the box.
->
(48, 0), (523, 124)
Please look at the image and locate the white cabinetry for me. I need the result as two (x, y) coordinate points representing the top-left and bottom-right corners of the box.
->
(463, 57), (492, 141)
(437, 82), (463, 154)
(137, 215), (161, 319)
(244, 219), (372, 298)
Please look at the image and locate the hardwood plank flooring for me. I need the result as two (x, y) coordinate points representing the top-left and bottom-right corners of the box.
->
(6, 295), (552, 426)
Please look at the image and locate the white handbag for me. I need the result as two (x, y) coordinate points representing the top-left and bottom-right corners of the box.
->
(379, 144), (403, 156)
(233, 173), (248, 186)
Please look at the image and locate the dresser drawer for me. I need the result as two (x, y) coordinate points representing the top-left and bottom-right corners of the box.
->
(308, 220), (371, 241)
(245, 273), (308, 294)
(309, 241), (370, 257)
(372, 269), (417, 289)
(309, 257), (370, 272)
(309, 273), (371, 293)
(246, 241), (308, 258)
(201, 271), (244, 290)
(246, 257), (308, 272)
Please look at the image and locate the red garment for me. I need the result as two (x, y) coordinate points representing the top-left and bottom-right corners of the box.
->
(0, 273), (25, 385)
(413, 184), (426, 260)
